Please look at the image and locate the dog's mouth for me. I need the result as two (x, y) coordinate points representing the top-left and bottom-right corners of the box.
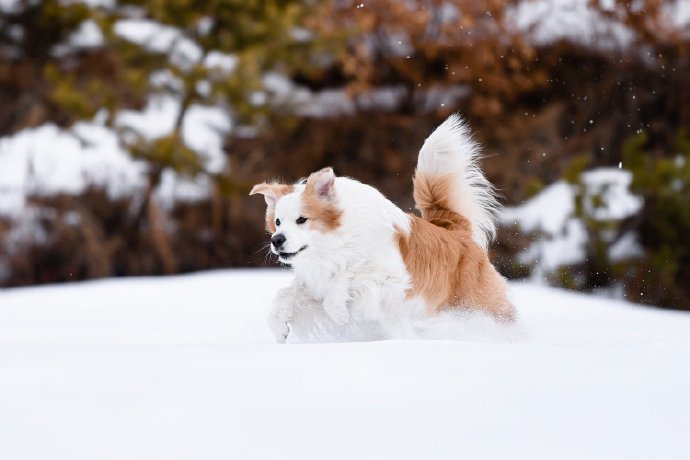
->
(278, 245), (307, 261)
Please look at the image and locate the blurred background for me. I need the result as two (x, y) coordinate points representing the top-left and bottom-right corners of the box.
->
(0, 0), (688, 310)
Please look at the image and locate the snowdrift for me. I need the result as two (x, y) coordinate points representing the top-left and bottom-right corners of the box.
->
(1, 270), (689, 459)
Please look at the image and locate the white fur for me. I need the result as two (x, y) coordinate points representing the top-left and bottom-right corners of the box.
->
(268, 177), (413, 340)
(263, 114), (498, 342)
(417, 113), (499, 249)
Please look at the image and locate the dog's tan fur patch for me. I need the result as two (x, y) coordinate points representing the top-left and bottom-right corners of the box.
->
(398, 172), (516, 321)
(249, 182), (294, 233)
(301, 168), (342, 232)
(412, 171), (457, 219)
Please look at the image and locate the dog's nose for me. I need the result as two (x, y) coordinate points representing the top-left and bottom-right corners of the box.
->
(271, 234), (286, 249)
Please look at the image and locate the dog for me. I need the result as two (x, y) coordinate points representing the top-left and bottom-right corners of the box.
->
(250, 114), (516, 343)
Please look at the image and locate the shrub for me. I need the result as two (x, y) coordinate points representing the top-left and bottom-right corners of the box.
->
(622, 131), (690, 309)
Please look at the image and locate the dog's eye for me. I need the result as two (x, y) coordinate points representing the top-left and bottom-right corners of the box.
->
(296, 216), (308, 225)
(275, 218), (281, 226)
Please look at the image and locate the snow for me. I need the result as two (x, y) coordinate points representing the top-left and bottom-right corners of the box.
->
(580, 168), (643, 221)
(114, 19), (203, 68)
(0, 0), (20, 13)
(501, 168), (643, 275)
(514, 0), (686, 44)
(609, 230), (644, 262)
(512, 0), (689, 45)
(154, 170), (213, 209)
(502, 180), (587, 272)
(502, 181), (574, 235)
(115, 95), (230, 201)
(1, 269), (689, 459)
(0, 122), (147, 216)
(0, 93), (229, 218)
(113, 20), (181, 54)
(673, 0), (690, 28)
(64, 19), (104, 49)
(512, 0), (631, 46)
(116, 94), (180, 141)
(182, 104), (231, 174)
(203, 51), (237, 73)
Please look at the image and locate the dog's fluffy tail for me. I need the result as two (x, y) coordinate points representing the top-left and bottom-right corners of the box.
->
(413, 114), (499, 249)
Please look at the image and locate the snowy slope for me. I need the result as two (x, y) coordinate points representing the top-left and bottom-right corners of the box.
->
(1, 270), (689, 460)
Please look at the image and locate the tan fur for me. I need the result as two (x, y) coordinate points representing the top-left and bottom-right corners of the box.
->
(249, 182), (294, 233)
(301, 168), (343, 232)
(413, 171), (458, 219)
(398, 173), (516, 321)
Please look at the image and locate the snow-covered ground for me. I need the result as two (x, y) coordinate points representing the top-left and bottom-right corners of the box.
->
(1, 269), (689, 459)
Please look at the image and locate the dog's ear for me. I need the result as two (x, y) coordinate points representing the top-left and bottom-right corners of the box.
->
(305, 167), (336, 200)
(250, 182), (292, 208)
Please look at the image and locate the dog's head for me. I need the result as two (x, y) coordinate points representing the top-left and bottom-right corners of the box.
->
(250, 167), (343, 265)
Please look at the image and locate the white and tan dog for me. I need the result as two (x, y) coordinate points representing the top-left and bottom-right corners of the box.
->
(250, 114), (515, 342)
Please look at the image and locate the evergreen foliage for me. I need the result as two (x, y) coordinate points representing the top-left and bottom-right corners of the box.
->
(623, 132), (690, 309)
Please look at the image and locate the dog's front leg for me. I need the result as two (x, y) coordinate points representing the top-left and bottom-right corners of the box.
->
(268, 283), (320, 343)
(323, 277), (351, 325)
(268, 286), (298, 343)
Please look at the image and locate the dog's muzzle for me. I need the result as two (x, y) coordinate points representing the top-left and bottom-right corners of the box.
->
(278, 245), (308, 261)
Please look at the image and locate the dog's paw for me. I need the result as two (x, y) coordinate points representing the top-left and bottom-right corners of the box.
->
(268, 287), (296, 343)
(267, 315), (289, 344)
(324, 296), (350, 325)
